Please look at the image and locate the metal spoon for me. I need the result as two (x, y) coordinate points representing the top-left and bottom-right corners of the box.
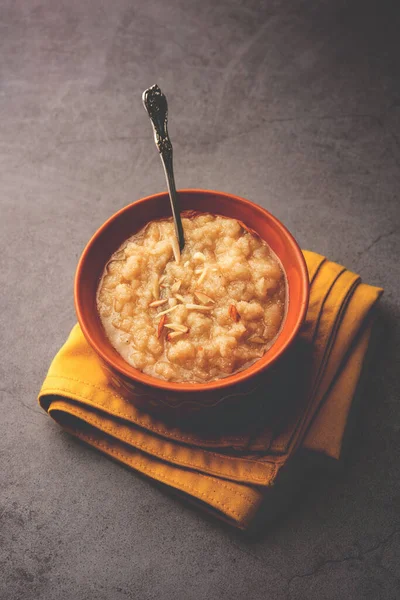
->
(142, 84), (185, 251)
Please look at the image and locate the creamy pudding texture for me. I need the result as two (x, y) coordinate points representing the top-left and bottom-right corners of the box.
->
(97, 214), (287, 383)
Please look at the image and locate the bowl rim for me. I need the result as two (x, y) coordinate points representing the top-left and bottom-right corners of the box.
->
(75, 188), (309, 393)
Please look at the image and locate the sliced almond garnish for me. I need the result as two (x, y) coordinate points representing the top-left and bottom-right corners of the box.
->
(156, 305), (179, 317)
(149, 298), (168, 308)
(171, 236), (181, 264)
(249, 336), (265, 344)
(171, 280), (182, 293)
(197, 267), (208, 285)
(152, 275), (159, 300)
(229, 304), (241, 322)
(193, 251), (206, 262)
(194, 291), (214, 305)
(164, 323), (188, 333)
(166, 331), (185, 341)
(185, 303), (213, 312)
(157, 314), (167, 338)
(175, 293), (185, 303)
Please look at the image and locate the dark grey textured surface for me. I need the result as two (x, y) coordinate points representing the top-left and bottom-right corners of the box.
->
(1, 1), (399, 598)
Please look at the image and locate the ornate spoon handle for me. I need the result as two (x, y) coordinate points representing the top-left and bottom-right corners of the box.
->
(142, 84), (185, 251)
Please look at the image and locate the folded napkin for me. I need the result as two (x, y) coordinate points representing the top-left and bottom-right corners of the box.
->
(38, 251), (383, 529)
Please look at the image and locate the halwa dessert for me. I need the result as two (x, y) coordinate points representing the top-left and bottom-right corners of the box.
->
(97, 214), (287, 383)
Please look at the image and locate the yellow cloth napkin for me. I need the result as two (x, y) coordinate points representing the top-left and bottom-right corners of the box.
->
(38, 251), (383, 529)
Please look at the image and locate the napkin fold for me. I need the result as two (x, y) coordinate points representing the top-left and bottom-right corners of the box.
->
(38, 251), (383, 529)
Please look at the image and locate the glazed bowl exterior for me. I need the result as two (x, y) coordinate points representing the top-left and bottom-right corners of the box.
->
(74, 190), (309, 414)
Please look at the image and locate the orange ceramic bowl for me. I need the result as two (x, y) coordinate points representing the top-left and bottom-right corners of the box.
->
(75, 190), (309, 414)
